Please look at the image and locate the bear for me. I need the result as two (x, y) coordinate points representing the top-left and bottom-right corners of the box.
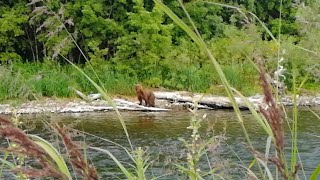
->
(135, 84), (155, 107)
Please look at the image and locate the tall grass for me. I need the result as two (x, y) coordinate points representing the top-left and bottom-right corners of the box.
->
(0, 59), (262, 102)
(223, 64), (259, 95)
(0, 66), (32, 101)
(154, 0), (315, 179)
(0, 117), (73, 179)
(155, 0), (267, 178)
(0, 61), (140, 101)
(175, 103), (227, 179)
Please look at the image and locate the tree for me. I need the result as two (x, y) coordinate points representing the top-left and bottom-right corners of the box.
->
(0, 1), (30, 62)
(113, 0), (174, 81)
(284, 0), (320, 86)
(219, 0), (299, 37)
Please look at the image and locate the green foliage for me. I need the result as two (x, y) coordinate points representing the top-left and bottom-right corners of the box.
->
(185, 2), (224, 40)
(211, 24), (278, 65)
(82, 60), (138, 95)
(283, 0), (320, 90)
(0, 0), (319, 179)
(157, 1), (308, 179)
(113, 0), (174, 81)
(0, 66), (32, 100)
(223, 65), (247, 92)
(0, 61), (140, 101)
(233, 0), (298, 36)
(29, 1), (75, 59)
(13, 60), (75, 98)
(177, 110), (219, 179)
(0, 1), (29, 62)
(0, 0), (318, 98)
(67, 0), (125, 61)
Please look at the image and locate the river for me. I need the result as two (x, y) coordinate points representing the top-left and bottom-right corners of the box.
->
(13, 108), (320, 179)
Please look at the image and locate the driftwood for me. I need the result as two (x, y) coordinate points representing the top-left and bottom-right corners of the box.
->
(75, 90), (320, 111)
(73, 88), (104, 101)
(74, 89), (90, 101)
(88, 93), (102, 101)
(113, 99), (170, 111)
(74, 89), (102, 101)
(74, 90), (264, 110)
(73, 89), (170, 112)
(153, 91), (260, 109)
(74, 88), (256, 109)
(0, 90), (319, 114)
(154, 91), (320, 108)
(184, 102), (215, 110)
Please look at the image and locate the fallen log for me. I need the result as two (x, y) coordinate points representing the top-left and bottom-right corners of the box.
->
(75, 90), (320, 111)
(153, 91), (262, 109)
(113, 99), (170, 111)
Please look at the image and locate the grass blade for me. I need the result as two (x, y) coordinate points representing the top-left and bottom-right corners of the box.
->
(310, 164), (320, 180)
(308, 107), (320, 120)
(0, 158), (15, 169)
(290, 70), (298, 173)
(256, 158), (274, 180)
(155, 0), (264, 177)
(29, 134), (72, 180)
(264, 136), (272, 179)
(89, 146), (134, 179)
(60, 54), (133, 150)
(232, 88), (272, 136)
(0, 151), (13, 176)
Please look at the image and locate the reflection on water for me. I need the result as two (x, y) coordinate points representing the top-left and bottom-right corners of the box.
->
(16, 108), (320, 179)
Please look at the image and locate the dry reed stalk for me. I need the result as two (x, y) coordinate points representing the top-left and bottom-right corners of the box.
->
(259, 66), (284, 153)
(0, 116), (66, 179)
(53, 123), (99, 180)
(258, 65), (288, 179)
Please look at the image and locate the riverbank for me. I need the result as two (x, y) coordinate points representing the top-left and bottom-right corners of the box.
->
(0, 91), (319, 114)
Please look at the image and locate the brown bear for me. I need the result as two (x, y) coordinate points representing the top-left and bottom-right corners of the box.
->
(135, 84), (155, 107)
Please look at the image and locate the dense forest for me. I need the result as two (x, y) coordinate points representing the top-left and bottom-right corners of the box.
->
(0, 0), (319, 100)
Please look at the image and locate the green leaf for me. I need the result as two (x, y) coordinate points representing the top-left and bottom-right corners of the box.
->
(29, 134), (72, 180)
(310, 164), (320, 180)
(0, 158), (15, 169)
(90, 147), (135, 179)
(248, 159), (256, 169)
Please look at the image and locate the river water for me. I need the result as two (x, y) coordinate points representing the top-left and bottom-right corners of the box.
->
(17, 108), (320, 179)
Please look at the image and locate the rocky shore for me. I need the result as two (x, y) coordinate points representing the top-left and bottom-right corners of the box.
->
(0, 91), (319, 114)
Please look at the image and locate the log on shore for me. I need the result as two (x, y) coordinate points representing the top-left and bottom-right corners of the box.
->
(113, 99), (170, 111)
(154, 91), (320, 109)
(75, 90), (320, 111)
(153, 91), (262, 109)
